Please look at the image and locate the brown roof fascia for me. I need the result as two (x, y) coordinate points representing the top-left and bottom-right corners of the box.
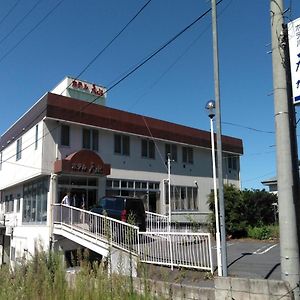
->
(0, 97), (47, 149)
(46, 93), (243, 154)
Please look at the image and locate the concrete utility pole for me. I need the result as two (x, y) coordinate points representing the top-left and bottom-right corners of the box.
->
(270, 0), (300, 297)
(211, 0), (227, 276)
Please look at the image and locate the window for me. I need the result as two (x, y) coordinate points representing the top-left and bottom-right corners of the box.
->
(35, 124), (38, 150)
(182, 147), (193, 164)
(82, 128), (99, 151)
(61, 125), (70, 146)
(0, 151), (2, 171)
(106, 178), (159, 199)
(141, 139), (155, 159)
(165, 143), (177, 162)
(16, 194), (21, 212)
(5, 195), (9, 213)
(166, 185), (198, 211)
(22, 178), (48, 223)
(82, 129), (90, 149)
(227, 154), (238, 171)
(8, 194), (14, 213)
(16, 138), (22, 160)
(114, 134), (130, 156)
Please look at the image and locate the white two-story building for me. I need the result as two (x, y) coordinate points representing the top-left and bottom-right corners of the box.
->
(0, 77), (243, 265)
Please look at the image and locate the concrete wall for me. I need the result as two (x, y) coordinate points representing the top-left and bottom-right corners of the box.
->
(0, 120), (44, 190)
(215, 277), (293, 300)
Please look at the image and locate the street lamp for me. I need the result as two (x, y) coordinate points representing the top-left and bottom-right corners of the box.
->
(205, 99), (222, 276)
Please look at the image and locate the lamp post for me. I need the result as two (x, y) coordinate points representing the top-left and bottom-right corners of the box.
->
(205, 100), (222, 276)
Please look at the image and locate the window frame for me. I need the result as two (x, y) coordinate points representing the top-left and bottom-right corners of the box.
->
(61, 124), (70, 147)
(35, 124), (38, 150)
(182, 146), (194, 164)
(16, 137), (22, 161)
(165, 143), (177, 162)
(141, 139), (155, 159)
(114, 134), (130, 156)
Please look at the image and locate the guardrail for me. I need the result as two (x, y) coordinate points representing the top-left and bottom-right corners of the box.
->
(139, 231), (213, 272)
(145, 211), (204, 233)
(53, 204), (139, 254)
(53, 204), (213, 272)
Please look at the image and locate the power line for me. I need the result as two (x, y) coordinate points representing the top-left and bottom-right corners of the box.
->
(0, 0), (154, 166)
(0, 0), (41, 46)
(222, 121), (275, 134)
(80, 0), (224, 114)
(0, 0), (153, 160)
(1, 0), (225, 170)
(0, 0), (65, 64)
(0, 0), (21, 28)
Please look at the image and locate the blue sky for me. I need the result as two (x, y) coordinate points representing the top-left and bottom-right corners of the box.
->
(0, 0), (299, 189)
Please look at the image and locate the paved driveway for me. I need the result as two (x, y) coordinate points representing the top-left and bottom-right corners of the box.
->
(212, 239), (280, 279)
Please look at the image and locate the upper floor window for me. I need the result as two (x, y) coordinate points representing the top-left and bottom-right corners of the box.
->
(16, 138), (22, 161)
(5, 194), (14, 213)
(16, 193), (21, 212)
(35, 124), (38, 150)
(82, 128), (99, 151)
(227, 154), (238, 171)
(61, 125), (70, 146)
(114, 134), (130, 156)
(165, 143), (177, 162)
(141, 139), (155, 159)
(182, 147), (193, 164)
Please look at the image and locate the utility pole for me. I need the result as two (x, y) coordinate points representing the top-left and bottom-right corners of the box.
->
(211, 0), (227, 276)
(270, 0), (300, 297)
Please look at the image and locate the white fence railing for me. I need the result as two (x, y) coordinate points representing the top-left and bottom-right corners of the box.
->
(145, 211), (204, 232)
(53, 204), (139, 254)
(53, 204), (212, 272)
(145, 211), (169, 232)
(139, 232), (212, 271)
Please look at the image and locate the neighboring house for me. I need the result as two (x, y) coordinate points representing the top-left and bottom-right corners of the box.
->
(261, 176), (278, 194)
(0, 76), (243, 266)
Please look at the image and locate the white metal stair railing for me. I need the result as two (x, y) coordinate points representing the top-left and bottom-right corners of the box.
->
(53, 205), (213, 272)
(145, 211), (169, 232)
(53, 204), (140, 255)
(139, 232), (213, 272)
(145, 211), (204, 233)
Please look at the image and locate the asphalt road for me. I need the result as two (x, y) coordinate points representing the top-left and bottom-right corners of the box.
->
(213, 239), (280, 279)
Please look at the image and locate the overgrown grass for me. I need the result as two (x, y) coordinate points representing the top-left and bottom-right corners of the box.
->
(246, 225), (279, 240)
(0, 249), (163, 300)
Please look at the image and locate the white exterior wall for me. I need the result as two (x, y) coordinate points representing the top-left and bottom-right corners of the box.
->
(0, 114), (241, 267)
(0, 120), (44, 190)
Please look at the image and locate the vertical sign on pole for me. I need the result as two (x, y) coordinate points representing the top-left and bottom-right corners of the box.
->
(288, 17), (300, 105)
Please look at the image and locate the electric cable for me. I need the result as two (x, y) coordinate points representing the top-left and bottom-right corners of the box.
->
(0, 0), (153, 158)
(0, 0), (21, 28)
(0, 0), (42, 46)
(0, 0), (65, 64)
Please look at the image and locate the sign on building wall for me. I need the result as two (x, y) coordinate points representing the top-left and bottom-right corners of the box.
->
(288, 17), (300, 104)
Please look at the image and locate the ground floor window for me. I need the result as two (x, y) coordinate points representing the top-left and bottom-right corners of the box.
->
(106, 178), (160, 212)
(57, 175), (99, 210)
(22, 177), (49, 223)
(165, 184), (198, 211)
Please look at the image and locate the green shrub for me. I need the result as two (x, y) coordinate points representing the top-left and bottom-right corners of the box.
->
(247, 225), (279, 240)
(207, 185), (278, 238)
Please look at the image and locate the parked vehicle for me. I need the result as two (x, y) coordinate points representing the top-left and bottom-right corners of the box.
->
(90, 196), (146, 231)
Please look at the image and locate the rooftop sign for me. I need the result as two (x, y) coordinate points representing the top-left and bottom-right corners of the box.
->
(70, 79), (106, 97)
(288, 17), (300, 104)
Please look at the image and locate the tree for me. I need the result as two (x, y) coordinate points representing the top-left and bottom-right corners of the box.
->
(207, 184), (278, 238)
